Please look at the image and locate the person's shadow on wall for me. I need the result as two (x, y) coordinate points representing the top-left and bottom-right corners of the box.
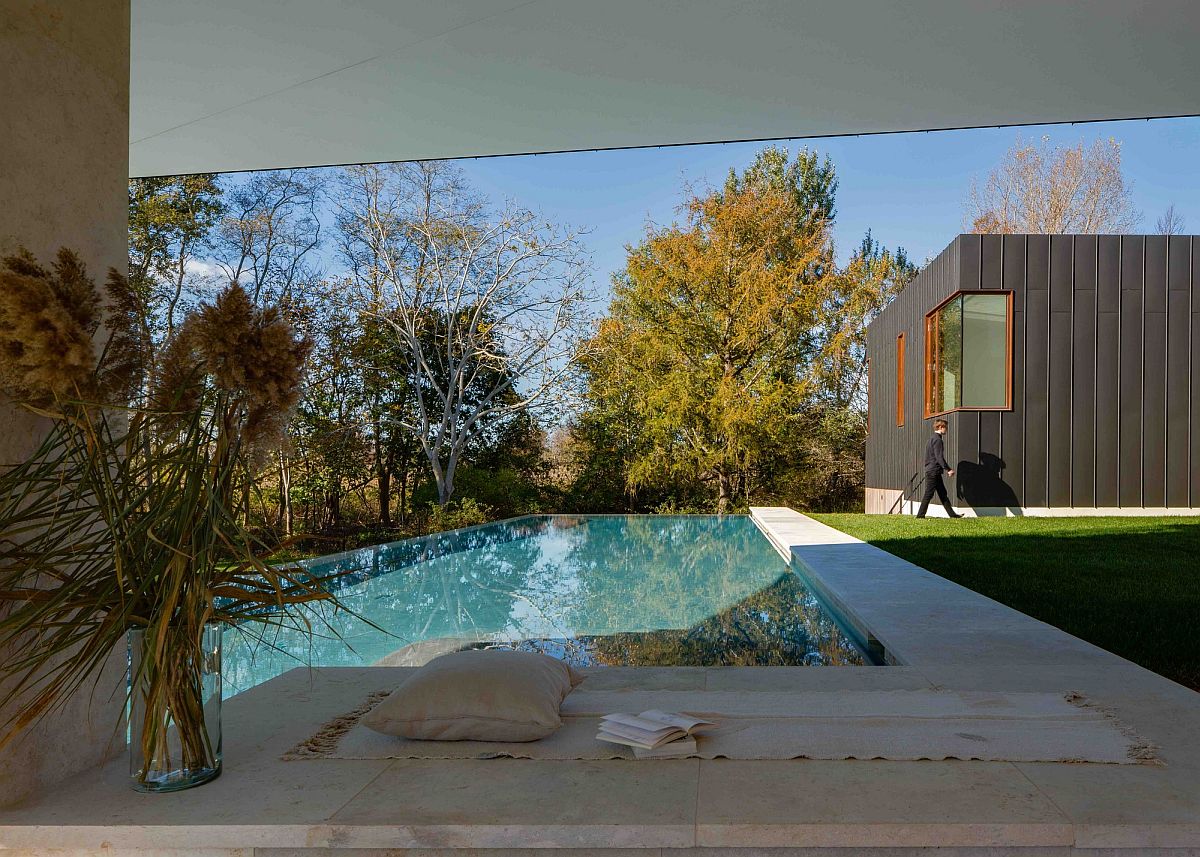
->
(956, 452), (1022, 516)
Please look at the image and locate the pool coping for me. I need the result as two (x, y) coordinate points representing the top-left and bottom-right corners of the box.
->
(750, 512), (891, 664)
(747, 507), (1143, 669)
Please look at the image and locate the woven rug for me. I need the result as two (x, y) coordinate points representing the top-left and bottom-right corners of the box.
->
(282, 688), (1157, 765)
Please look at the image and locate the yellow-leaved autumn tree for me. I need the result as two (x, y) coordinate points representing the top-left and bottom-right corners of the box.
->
(582, 183), (831, 513)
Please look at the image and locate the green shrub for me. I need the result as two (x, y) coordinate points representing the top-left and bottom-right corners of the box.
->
(422, 497), (495, 534)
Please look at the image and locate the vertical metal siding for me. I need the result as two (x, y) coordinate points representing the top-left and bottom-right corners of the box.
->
(1142, 236), (1168, 506)
(865, 237), (959, 500)
(865, 233), (1198, 511)
(1024, 236), (1050, 507)
(1166, 237), (1191, 510)
(1001, 235), (1026, 502)
(1145, 236), (1168, 312)
(1143, 310), (1167, 505)
(1047, 236), (1073, 506)
(1095, 236), (1122, 506)
(978, 236), (1004, 500)
(981, 234), (1003, 285)
(959, 233), (982, 289)
(953, 236), (982, 490)
(1118, 237), (1144, 507)
(1191, 239), (1200, 507)
(1167, 287), (1191, 507)
(1071, 235), (1097, 507)
(979, 411), (1001, 470)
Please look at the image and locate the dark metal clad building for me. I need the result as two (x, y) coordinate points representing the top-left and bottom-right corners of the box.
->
(865, 234), (1200, 515)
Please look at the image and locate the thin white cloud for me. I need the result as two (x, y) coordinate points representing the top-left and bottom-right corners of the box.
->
(185, 258), (223, 278)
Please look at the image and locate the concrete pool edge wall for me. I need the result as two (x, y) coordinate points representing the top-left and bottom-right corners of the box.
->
(748, 506), (1145, 670)
(750, 512), (890, 664)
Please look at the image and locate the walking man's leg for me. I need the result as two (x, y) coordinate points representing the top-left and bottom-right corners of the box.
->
(916, 473), (937, 518)
(933, 474), (957, 517)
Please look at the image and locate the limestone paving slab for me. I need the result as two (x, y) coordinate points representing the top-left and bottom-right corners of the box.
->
(701, 665), (932, 692)
(749, 509), (1182, 667)
(0, 824), (320, 851)
(324, 759), (697, 848)
(667, 850), (1200, 857)
(1, 850), (253, 857)
(695, 759), (1074, 848)
(257, 850), (654, 857)
(1015, 762), (1200, 849)
(374, 638), (488, 667)
(42, 846), (1199, 857)
(248, 850), (1200, 857)
(747, 507), (1200, 849)
(575, 666), (707, 691)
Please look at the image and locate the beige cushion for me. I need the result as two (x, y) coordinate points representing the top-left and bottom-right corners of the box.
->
(362, 650), (585, 742)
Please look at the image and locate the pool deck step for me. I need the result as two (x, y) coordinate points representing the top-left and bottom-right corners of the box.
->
(2, 509), (1199, 855)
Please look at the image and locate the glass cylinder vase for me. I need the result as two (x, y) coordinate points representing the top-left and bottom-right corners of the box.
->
(128, 622), (223, 792)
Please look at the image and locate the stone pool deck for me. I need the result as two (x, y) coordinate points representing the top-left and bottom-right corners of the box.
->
(2, 508), (1199, 855)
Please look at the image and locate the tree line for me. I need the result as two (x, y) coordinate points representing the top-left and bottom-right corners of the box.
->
(128, 136), (1156, 548)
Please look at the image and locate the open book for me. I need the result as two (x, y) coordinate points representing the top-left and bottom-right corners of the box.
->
(595, 710), (714, 750)
(629, 736), (697, 759)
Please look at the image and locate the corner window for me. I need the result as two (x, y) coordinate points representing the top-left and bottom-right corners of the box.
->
(895, 334), (905, 426)
(924, 291), (1012, 417)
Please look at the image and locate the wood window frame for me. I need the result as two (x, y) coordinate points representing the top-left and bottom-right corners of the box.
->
(865, 357), (871, 434)
(923, 289), (1014, 419)
(895, 334), (905, 427)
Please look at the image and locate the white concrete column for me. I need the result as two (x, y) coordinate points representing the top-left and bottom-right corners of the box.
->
(0, 0), (130, 805)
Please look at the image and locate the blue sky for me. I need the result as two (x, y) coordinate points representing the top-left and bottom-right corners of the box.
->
(447, 117), (1200, 291)
(207, 117), (1199, 299)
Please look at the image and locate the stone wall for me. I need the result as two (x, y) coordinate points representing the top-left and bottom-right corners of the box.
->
(0, 0), (131, 806)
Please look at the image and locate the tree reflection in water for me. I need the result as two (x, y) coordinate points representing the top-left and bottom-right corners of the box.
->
(222, 518), (551, 695)
(489, 572), (867, 667)
(221, 515), (870, 696)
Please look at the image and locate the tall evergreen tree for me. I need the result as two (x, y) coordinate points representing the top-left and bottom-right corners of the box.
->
(724, 145), (838, 234)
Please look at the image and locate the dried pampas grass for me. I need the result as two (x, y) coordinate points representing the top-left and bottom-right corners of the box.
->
(152, 282), (311, 448)
(0, 255), (330, 772)
(98, 268), (150, 404)
(0, 248), (145, 406)
(0, 249), (101, 401)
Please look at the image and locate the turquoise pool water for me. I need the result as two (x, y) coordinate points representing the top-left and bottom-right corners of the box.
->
(222, 515), (871, 696)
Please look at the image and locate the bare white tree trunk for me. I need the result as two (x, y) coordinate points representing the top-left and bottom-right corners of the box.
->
(337, 162), (593, 506)
(277, 448), (293, 537)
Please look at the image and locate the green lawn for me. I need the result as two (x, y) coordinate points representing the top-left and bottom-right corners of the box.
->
(812, 514), (1200, 690)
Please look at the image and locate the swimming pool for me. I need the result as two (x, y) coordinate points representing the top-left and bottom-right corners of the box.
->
(222, 515), (873, 695)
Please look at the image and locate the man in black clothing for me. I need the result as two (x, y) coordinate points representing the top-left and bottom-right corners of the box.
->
(916, 418), (963, 519)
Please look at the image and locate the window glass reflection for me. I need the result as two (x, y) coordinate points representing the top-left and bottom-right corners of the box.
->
(926, 292), (1009, 415)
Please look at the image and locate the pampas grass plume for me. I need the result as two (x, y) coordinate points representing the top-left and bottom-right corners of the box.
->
(0, 249), (101, 401)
